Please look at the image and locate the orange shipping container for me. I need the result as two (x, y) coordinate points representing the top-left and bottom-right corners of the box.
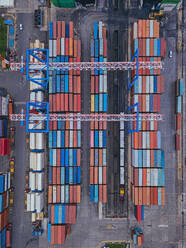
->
(61, 21), (65, 38)
(69, 38), (73, 57)
(143, 168), (147, 186)
(77, 76), (81, 93)
(90, 121), (94, 130)
(73, 185), (77, 203)
(48, 185), (52, 203)
(146, 187), (150, 205)
(69, 185), (73, 203)
(56, 93), (60, 112)
(69, 93), (73, 112)
(176, 113), (181, 131)
(133, 132), (139, 149)
(69, 21), (74, 38)
(90, 167), (94, 184)
(77, 149), (81, 166)
(150, 187), (154, 205)
(161, 187), (165, 205)
(60, 94), (64, 112)
(154, 187), (158, 205)
(73, 130), (77, 147)
(137, 236), (142, 246)
(77, 94), (81, 112)
(57, 21), (61, 38)
(103, 167), (107, 184)
(143, 187), (147, 205)
(57, 167), (61, 184)
(94, 167), (98, 184)
(73, 95), (77, 112)
(95, 121), (98, 130)
(102, 27), (107, 39)
(51, 205), (55, 223)
(99, 149), (103, 166)
(69, 58), (73, 75)
(99, 185), (103, 202)
(51, 225), (55, 244)
(146, 20), (150, 37)
(142, 20), (146, 38)
(65, 130), (69, 147)
(103, 185), (107, 203)
(134, 187), (139, 205)
(138, 20), (142, 38)
(90, 149), (94, 166)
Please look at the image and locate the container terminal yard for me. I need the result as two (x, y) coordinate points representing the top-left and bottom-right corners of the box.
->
(0, 0), (185, 248)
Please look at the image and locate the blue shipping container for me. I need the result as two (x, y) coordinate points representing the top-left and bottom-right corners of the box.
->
(0, 175), (4, 193)
(95, 94), (99, 112)
(48, 223), (51, 242)
(95, 39), (99, 58)
(73, 149), (77, 165)
(90, 185), (94, 202)
(61, 167), (65, 184)
(103, 94), (107, 112)
(49, 167), (52, 184)
(49, 22), (53, 39)
(94, 22), (98, 39)
(65, 149), (69, 166)
(66, 24), (69, 38)
(77, 167), (81, 184)
(91, 39), (94, 57)
(65, 168), (69, 184)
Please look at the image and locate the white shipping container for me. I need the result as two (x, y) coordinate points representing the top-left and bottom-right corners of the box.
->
(53, 40), (57, 57)
(138, 168), (142, 186)
(150, 120), (154, 131)
(99, 21), (103, 38)
(53, 149), (57, 166)
(32, 213), (36, 222)
(27, 193), (31, 211)
(99, 94), (103, 112)
(29, 172), (35, 191)
(52, 186), (57, 203)
(146, 95), (150, 112)
(103, 74), (107, 93)
(99, 167), (103, 184)
(135, 150), (138, 167)
(36, 90), (44, 102)
(103, 148), (106, 166)
(146, 39), (150, 56)
(99, 75), (104, 93)
(133, 22), (137, 39)
(69, 130), (73, 147)
(61, 186), (65, 203)
(147, 168), (151, 186)
(49, 40), (53, 57)
(142, 132), (146, 149)
(35, 193), (44, 213)
(99, 131), (103, 148)
(138, 76), (142, 93)
(120, 149), (124, 167)
(146, 76), (150, 93)
(36, 172), (43, 191)
(150, 20), (154, 38)
(150, 76), (154, 93)
(150, 170), (154, 186)
(77, 120), (81, 130)
(1, 97), (8, 116)
(31, 193), (35, 212)
(30, 152), (37, 170)
(120, 120), (124, 130)
(146, 132), (150, 149)
(36, 133), (44, 150)
(147, 150), (150, 167)
(99, 38), (103, 56)
(120, 167), (125, 185)
(154, 169), (158, 186)
(120, 130), (124, 148)
(61, 38), (65, 56)
(36, 152), (44, 171)
(69, 120), (73, 130)
(57, 131), (61, 148)
(30, 91), (36, 102)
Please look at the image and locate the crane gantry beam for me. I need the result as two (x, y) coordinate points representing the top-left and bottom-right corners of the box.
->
(10, 113), (163, 122)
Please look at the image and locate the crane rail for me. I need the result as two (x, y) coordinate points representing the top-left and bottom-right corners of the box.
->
(10, 61), (163, 71)
(10, 113), (163, 122)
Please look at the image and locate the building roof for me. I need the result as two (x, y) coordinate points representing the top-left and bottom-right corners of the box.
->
(0, 0), (14, 7)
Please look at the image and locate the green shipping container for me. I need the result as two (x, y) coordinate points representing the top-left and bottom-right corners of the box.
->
(52, 0), (75, 7)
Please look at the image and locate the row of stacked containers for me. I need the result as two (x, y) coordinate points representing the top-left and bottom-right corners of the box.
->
(130, 20), (166, 221)
(90, 22), (107, 203)
(0, 173), (11, 247)
(27, 40), (45, 222)
(175, 79), (184, 150)
(48, 21), (81, 244)
(0, 119), (10, 156)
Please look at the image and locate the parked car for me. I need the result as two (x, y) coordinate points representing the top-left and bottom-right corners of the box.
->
(169, 50), (173, 58)
(19, 24), (23, 31)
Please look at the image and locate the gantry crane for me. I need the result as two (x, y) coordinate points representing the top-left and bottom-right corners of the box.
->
(5, 48), (163, 132)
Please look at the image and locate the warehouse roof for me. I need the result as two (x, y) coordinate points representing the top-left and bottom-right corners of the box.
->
(0, 0), (14, 7)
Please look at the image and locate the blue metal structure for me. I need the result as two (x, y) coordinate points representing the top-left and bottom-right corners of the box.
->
(26, 49), (49, 88)
(127, 48), (139, 91)
(127, 103), (139, 134)
(26, 102), (49, 133)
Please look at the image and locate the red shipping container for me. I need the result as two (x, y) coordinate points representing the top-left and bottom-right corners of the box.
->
(95, 76), (99, 94)
(138, 20), (142, 38)
(6, 229), (11, 248)
(69, 58), (73, 76)
(73, 185), (77, 203)
(70, 186), (73, 203)
(53, 120), (57, 130)
(64, 94), (69, 111)
(150, 150), (154, 167)
(57, 21), (61, 38)
(146, 187), (150, 205)
(102, 27), (107, 39)
(134, 187), (139, 205)
(77, 76), (81, 94)
(69, 21), (74, 39)
(53, 167), (57, 184)
(61, 21), (65, 38)
(103, 39), (107, 57)
(150, 39), (154, 56)
(56, 93), (60, 112)
(74, 40), (78, 58)
(133, 132), (139, 149)
(176, 113), (182, 131)
(69, 93), (73, 112)
(150, 187), (154, 205)
(73, 75), (77, 92)
(53, 21), (57, 39)
(146, 20), (150, 37)
(73, 130), (77, 147)
(138, 188), (142, 205)
(99, 185), (103, 202)
(94, 167), (98, 184)
(48, 186), (52, 203)
(143, 187), (147, 205)
(65, 205), (69, 223)
(69, 75), (73, 92)
(57, 38), (61, 55)
(73, 95), (77, 112)
(65, 130), (69, 147)
(57, 185), (61, 202)
(142, 39), (146, 56)
(176, 134), (180, 150)
(57, 149), (61, 166)
(143, 168), (147, 186)
(134, 168), (138, 186)
(77, 95), (81, 112)
(103, 185), (107, 203)
(154, 187), (158, 205)
(49, 95), (53, 112)
(52, 94), (56, 112)
(69, 38), (73, 57)
(77, 185), (81, 203)
(60, 94), (64, 112)
(77, 149), (81, 166)
(91, 76), (94, 94)
(150, 132), (154, 149)
(56, 167), (61, 184)
(160, 76), (164, 93)
(65, 38), (69, 56)
(51, 224), (55, 244)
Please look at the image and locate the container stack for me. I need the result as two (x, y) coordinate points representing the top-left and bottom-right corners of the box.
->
(48, 21), (81, 245)
(26, 40), (45, 223)
(0, 172), (10, 247)
(0, 119), (10, 156)
(175, 78), (184, 151)
(90, 22), (107, 203)
(130, 20), (166, 222)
